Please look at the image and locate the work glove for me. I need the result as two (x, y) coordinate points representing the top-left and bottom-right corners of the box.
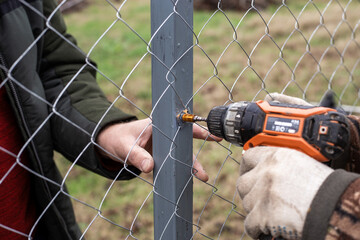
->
(264, 92), (312, 106)
(237, 146), (333, 239)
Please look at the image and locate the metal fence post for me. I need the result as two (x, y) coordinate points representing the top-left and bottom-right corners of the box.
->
(151, 0), (194, 239)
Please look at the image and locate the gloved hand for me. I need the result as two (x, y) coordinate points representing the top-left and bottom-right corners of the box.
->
(237, 146), (333, 239)
(264, 92), (312, 106)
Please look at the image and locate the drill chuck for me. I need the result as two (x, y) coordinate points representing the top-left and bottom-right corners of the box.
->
(207, 101), (265, 147)
(206, 105), (228, 139)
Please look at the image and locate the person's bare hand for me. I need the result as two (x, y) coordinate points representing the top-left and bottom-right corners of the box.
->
(97, 118), (221, 182)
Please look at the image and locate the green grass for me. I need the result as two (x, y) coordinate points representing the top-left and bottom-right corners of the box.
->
(59, 0), (360, 239)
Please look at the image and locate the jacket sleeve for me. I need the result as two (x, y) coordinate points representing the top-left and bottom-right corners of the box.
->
(40, 0), (141, 179)
(346, 115), (360, 173)
(302, 170), (360, 239)
(326, 178), (360, 239)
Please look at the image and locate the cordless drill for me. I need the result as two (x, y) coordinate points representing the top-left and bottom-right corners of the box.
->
(180, 100), (350, 164)
(179, 100), (350, 240)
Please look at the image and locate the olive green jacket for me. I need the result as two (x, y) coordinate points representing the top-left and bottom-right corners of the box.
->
(0, 0), (140, 238)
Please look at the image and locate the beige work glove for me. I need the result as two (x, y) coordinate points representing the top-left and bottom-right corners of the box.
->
(237, 93), (331, 239)
(237, 146), (333, 239)
(264, 92), (312, 106)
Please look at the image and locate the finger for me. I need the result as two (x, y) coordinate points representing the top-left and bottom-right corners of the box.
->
(193, 124), (222, 142)
(124, 144), (154, 173)
(132, 118), (153, 151)
(265, 92), (312, 106)
(238, 170), (272, 211)
(238, 147), (279, 199)
(236, 174), (253, 201)
(240, 148), (259, 175)
(240, 146), (278, 175)
(236, 167), (261, 201)
(192, 155), (209, 182)
(244, 207), (265, 240)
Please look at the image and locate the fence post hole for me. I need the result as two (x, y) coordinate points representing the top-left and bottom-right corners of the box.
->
(151, 0), (194, 239)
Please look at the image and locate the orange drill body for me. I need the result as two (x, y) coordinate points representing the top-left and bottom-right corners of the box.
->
(206, 100), (350, 163)
(243, 100), (337, 162)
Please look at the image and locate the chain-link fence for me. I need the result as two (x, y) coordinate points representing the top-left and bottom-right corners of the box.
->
(1, 0), (360, 239)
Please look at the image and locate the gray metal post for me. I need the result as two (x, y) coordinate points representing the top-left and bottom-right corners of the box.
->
(151, 0), (193, 239)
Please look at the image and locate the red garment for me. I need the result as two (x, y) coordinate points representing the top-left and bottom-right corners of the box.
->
(0, 87), (36, 239)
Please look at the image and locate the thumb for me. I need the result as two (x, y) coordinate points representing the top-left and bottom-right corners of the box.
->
(240, 147), (278, 175)
(244, 207), (267, 239)
(126, 144), (154, 173)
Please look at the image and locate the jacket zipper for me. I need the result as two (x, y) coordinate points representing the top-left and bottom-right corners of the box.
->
(0, 52), (47, 178)
(0, 52), (65, 236)
(0, 54), (6, 81)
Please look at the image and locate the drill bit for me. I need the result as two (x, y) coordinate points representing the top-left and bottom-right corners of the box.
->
(178, 110), (206, 123)
(192, 115), (207, 122)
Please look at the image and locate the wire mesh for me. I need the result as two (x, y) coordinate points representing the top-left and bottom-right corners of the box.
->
(0, 0), (360, 239)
